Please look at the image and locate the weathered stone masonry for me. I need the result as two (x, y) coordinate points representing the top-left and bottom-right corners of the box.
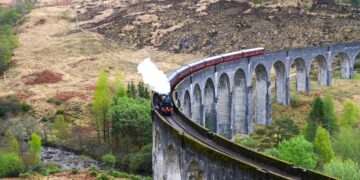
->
(175, 42), (360, 139)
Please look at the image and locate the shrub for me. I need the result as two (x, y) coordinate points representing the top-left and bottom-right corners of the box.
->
(101, 153), (116, 168)
(0, 8), (21, 26)
(0, 129), (20, 154)
(55, 109), (65, 114)
(71, 168), (79, 175)
(32, 165), (48, 176)
(90, 170), (97, 177)
(21, 102), (32, 112)
(47, 98), (62, 105)
(0, 95), (22, 117)
(129, 174), (141, 180)
(290, 93), (300, 108)
(123, 144), (152, 174)
(0, 152), (24, 177)
(323, 158), (360, 180)
(333, 128), (360, 164)
(0, 25), (19, 74)
(234, 135), (258, 149)
(111, 170), (121, 177)
(276, 136), (317, 169)
(44, 163), (61, 174)
(53, 115), (69, 139)
(97, 173), (110, 180)
(19, 172), (30, 178)
(253, 0), (263, 4)
(264, 148), (279, 158)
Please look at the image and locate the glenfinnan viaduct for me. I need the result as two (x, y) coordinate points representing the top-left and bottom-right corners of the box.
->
(152, 42), (360, 180)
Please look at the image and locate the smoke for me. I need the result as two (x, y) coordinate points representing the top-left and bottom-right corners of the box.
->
(137, 58), (170, 94)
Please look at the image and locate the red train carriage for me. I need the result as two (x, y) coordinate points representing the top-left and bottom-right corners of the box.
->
(222, 50), (245, 62)
(190, 61), (206, 74)
(205, 55), (223, 67)
(170, 47), (265, 89)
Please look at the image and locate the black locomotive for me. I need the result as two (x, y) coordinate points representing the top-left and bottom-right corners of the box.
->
(158, 94), (174, 115)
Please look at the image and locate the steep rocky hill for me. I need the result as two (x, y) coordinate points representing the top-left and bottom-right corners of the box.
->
(78, 0), (360, 55)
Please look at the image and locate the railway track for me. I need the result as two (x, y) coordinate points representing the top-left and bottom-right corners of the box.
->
(161, 110), (301, 179)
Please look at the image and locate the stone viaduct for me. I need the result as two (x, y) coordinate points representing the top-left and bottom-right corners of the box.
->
(152, 42), (360, 180)
(174, 42), (360, 138)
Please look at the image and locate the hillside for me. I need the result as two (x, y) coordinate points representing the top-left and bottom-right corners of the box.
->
(1, 0), (360, 179)
(77, 0), (360, 55)
(0, 4), (199, 118)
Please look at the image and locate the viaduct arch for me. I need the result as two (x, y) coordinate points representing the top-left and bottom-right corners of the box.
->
(153, 42), (360, 180)
(176, 42), (360, 139)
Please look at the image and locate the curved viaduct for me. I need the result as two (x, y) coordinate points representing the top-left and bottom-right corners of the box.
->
(152, 42), (360, 180)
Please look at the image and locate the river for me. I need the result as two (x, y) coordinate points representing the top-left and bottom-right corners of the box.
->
(41, 146), (100, 170)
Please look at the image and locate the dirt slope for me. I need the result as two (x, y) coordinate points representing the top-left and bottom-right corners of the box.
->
(0, 4), (199, 117)
(77, 0), (360, 55)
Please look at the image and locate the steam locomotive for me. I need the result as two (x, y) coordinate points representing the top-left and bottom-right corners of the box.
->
(158, 94), (174, 115)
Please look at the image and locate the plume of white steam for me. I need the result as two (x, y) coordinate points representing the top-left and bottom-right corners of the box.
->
(137, 58), (170, 94)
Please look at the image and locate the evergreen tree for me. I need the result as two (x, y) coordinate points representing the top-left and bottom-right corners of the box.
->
(313, 126), (334, 166)
(93, 70), (111, 143)
(127, 81), (137, 99)
(339, 99), (360, 128)
(270, 118), (300, 146)
(29, 133), (41, 166)
(137, 81), (150, 99)
(305, 97), (325, 142)
(322, 94), (338, 136)
(251, 118), (299, 149)
(114, 72), (126, 98)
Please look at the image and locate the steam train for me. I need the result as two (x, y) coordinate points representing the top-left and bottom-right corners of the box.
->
(169, 47), (265, 89)
(158, 94), (174, 115)
(158, 47), (265, 116)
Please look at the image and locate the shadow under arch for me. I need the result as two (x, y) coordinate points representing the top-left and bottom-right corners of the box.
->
(183, 90), (191, 117)
(355, 51), (360, 73)
(187, 160), (204, 180)
(204, 78), (216, 132)
(233, 68), (248, 135)
(291, 58), (307, 92)
(272, 60), (287, 104)
(252, 64), (268, 125)
(192, 84), (202, 124)
(311, 55), (328, 86)
(332, 52), (351, 79)
(217, 73), (231, 138)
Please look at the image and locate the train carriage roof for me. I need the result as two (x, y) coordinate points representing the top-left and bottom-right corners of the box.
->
(242, 47), (265, 52)
(204, 55), (223, 62)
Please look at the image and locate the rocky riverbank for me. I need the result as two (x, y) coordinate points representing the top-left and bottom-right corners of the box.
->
(41, 146), (100, 170)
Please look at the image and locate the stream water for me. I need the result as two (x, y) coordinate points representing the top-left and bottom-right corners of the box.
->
(41, 146), (100, 170)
